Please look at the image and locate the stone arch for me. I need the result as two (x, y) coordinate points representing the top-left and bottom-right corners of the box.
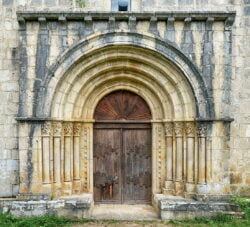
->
(37, 31), (213, 120)
(20, 31), (217, 198)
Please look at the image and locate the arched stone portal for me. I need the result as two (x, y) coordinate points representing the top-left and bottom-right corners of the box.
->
(18, 31), (228, 201)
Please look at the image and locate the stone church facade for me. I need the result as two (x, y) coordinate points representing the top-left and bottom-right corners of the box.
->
(0, 0), (250, 218)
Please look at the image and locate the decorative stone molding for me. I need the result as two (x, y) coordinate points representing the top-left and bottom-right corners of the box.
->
(63, 123), (73, 136)
(73, 123), (81, 136)
(81, 123), (93, 192)
(162, 121), (213, 197)
(197, 123), (208, 137)
(174, 122), (184, 137)
(152, 123), (166, 193)
(16, 11), (236, 23)
(15, 9), (235, 198)
(185, 122), (195, 137)
(42, 122), (51, 136)
(53, 122), (62, 136)
(165, 122), (173, 137)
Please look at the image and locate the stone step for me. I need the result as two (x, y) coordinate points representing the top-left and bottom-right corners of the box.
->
(158, 198), (243, 220)
(91, 204), (159, 221)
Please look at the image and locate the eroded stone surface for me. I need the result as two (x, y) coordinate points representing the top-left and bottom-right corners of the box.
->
(0, 0), (250, 218)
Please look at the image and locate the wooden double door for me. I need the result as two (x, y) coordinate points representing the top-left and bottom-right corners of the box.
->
(93, 123), (152, 204)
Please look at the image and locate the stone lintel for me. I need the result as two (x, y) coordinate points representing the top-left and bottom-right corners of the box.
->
(16, 11), (236, 23)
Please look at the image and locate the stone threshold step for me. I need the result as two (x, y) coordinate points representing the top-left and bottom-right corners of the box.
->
(91, 204), (159, 221)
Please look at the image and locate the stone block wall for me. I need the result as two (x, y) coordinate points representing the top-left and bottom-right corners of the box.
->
(229, 0), (250, 196)
(0, 0), (249, 197)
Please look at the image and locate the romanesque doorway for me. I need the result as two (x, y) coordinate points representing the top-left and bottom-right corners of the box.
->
(93, 90), (152, 204)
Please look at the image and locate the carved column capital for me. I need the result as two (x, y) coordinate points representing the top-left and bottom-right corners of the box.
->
(73, 123), (82, 136)
(53, 122), (62, 136)
(197, 123), (207, 137)
(165, 122), (173, 136)
(63, 122), (73, 136)
(185, 122), (195, 137)
(42, 122), (51, 136)
(174, 122), (184, 137)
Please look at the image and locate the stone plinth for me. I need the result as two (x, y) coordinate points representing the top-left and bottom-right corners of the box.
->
(158, 197), (242, 220)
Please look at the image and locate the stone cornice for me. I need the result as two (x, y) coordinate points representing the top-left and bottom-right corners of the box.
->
(16, 10), (236, 23)
(16, 117), (234, 123)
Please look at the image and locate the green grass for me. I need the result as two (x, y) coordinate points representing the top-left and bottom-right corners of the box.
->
(168, 214), (250, 227)
(0, 198), (249, 227)
(0, 213), (72, 227)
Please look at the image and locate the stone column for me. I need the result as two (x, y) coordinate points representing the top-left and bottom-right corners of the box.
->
(197, 123), (207, 184)
(63, 122), (73, 195)
(52, 122), (62, 194)
(73, 123), (81, 194)
(174, 122), (184, 196)
(163, 122), (174, 195)
(185, 122), (196, 195)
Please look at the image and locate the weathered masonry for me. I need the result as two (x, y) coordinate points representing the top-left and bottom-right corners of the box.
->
(16, 10), (235, 200)
(1, 0), (250, 220)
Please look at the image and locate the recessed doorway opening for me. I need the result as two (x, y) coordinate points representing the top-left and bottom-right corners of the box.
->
(93, 90), (152, 204)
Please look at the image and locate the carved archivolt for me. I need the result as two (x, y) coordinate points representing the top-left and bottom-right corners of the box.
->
(31, 37), (212, 196)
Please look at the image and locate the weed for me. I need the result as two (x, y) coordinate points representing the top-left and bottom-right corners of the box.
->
(231, 197), (250, 218)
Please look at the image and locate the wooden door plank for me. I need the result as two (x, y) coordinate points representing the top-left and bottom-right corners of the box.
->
(123, 128), (152, 204)
(94, 90), (151, 121)
(93, 128), (122, 203)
